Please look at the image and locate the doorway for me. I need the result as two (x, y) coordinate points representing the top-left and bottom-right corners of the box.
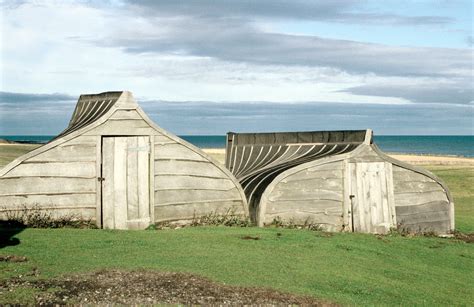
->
(101, 136), (151, 229)
(349, 162), (395, 233)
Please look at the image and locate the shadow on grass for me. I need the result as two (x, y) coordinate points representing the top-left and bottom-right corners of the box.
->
(0, 221), (26, 248)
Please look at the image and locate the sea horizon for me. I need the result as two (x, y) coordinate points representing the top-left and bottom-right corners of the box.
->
(1, 134), (473, 157)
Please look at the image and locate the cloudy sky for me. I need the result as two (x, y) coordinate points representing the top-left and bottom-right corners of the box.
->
(0, 0), (472, 135)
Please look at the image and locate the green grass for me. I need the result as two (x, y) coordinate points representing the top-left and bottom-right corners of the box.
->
(1, 227), (473, 305)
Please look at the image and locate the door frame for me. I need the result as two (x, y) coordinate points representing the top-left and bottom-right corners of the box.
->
(95, 134), (154, 229)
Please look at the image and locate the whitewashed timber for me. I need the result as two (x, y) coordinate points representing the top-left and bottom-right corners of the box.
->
(226, 130), (454, 234)
(0, 91), (247, 229)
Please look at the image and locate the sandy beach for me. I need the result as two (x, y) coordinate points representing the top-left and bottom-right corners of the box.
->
(0, 144), (472, 168)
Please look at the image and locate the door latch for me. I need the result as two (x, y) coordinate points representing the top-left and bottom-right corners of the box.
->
(349, 195), (355, 199)
(97, 177), (105, 182)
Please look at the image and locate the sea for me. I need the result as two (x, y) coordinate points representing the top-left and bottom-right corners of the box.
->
(1, 135), (473, 157)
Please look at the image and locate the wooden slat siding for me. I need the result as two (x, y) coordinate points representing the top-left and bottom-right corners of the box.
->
(127, 137), (139, 220)
(278, 170), (341, 183)
(391, 165), (450, 232)
(95, 135), (102, 228)
(392, 166), (436, 183)
(395, 181), (445, 193)
(154, 200), (244, 222)
(154, 175), (236, 191)
(266, 199), (341, 212)
(154, 160), (228, 178)
(263, 160), (344, 228)
(268, 190), (342, 202)
(155, 188), (241, 204)
(84, 119), (156, 136)
(113, 138), (128, 229)
(154, 143), (207, 162)
(385, 162), (397, 227)
(102, 138), (115, 229)
(27, 145), (96, 162)
(342, 161), (352, 231)
(0, 193), (96, 208)
(109, 109), (143, 120)
(0, 177), (95, 195)
(149, 137), (155, 223)
(3, 162), (95, 178)
(276, 178), (343, 192)
(58, 135), (97, 147)
(137, 136), (150, 220)
(154, 134), (174, 144)
(394, 191), (448, 207)
(398, 220), (451, 233)
(398, 212), (449, 225)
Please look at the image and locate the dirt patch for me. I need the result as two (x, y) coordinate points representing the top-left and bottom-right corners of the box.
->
(2, 269), (334, 305)
(241, 235), (260, 240)
(0, 255), (28, 262)
(454, 232), (474, 243)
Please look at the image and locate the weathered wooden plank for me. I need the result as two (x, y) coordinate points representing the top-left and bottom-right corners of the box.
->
(127, 137), (139, 220)
(396, 210), (450, 224)
(4, 162), (95, 178)
(395, 200), (450, 215)
(154, 134), (174, 144)
(392, 167), (435, 183)
(281, 170), (342, 183)
(154, 143), (207, 161)
(276, 178), (343, 192)
(394, 181), (443, 193)
(352, 162), (365, 232)
(58, 135), (97, 147)
(27, 145), (96, 162)
(0, 177), (95, 195)
(154, 175), (235, 190)
(398, 220), (451, 233)
(109, 109), (142, 120)
(102, 137), (115, 229)
(137, 136), (150, 220)
(85, 119), (156, 136)
(268, 188), (343, 202)
(113, 138), (128, 229)
(154, 160), (227, 178)
(95, 135), (102, 228)
(154, 200), (244, 222)
(266, 199), (342, 213)
(0, 193), (96, 208)
(394, 190), (449, 207)
(155, 188), (240, 205)
(307, 161), (344, 172)
(342, 160), (352, 231)
(385, 162), (396, 226)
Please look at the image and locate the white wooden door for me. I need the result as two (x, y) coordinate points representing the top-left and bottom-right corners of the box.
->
(102, 136), (150, 229)
(349, 162), (396, 233)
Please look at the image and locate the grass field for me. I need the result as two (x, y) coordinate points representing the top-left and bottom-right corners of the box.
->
(0, 145), (473, 304)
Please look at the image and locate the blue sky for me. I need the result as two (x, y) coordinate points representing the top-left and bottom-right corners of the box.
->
(0, 0), (472, 135)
